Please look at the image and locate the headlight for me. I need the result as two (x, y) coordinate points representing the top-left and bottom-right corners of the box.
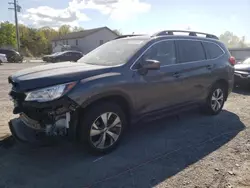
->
(25, 82), (76, 102)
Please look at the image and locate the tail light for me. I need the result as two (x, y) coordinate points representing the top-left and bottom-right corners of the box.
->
(229, 56), (236, 66)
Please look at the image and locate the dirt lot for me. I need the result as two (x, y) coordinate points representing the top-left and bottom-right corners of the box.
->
(0, 63), (249, 188)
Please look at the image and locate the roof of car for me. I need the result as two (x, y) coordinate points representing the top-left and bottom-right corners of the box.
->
(156, 35), (219, 42)
(0, 48), (16, 52)
(116, 30), (219, 43)
(116, 35), (220, 44)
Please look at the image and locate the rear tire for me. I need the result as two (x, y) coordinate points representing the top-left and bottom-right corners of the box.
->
(78, 102), (127, 155)
(203, 83), (226, 115)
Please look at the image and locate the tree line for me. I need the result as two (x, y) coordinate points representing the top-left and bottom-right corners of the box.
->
(0, 21), (248, 57)
(0, 22), (121, 57)
(219, 31), (249, 48)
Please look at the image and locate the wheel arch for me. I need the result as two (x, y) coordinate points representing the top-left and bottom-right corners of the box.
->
(212, 79), (229, 100)
(81, 91), (134, 118)
(70, 91), (134, 140)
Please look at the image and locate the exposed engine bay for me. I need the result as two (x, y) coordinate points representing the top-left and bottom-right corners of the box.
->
(8, 76), (80, 143)
(19, 112), (71, 136)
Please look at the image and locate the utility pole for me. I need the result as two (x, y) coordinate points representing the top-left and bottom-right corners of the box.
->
(8, 0), (21, 52)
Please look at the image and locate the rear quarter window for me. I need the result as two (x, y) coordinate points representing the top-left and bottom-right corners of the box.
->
(203, 42), (224, 59)
(176, 40), (206, 63)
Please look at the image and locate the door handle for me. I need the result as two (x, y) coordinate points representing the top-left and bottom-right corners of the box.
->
(173, 72), (181, 78)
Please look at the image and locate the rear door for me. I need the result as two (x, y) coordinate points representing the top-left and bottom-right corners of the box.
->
(175, 40), (212, 102)
(202, 41), (226, 86)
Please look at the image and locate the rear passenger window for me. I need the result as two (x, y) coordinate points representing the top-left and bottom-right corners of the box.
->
(203, 42), (224, 59)
(177, 40), (206, 63)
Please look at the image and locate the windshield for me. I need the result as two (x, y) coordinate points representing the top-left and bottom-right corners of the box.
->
(78, 38), (148, 66)
(242, 58), (250, 64)
(53, 52), (64, 55)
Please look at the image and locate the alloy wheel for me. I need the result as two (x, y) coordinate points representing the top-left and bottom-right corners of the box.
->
(90, 112), (122, 149)
(211, 88), (224, 112)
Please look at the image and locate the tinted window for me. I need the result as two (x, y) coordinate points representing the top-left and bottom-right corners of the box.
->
(0, 49), (7, 54)
(140, 41), (176, 66)
(72, 52), (81, 57)
(203, 42), (224, 59)
(177, 40), (206, 63)
(60, 52), (68, 56)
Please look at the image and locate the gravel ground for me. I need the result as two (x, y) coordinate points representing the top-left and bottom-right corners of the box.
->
(0, 63), (249, 188)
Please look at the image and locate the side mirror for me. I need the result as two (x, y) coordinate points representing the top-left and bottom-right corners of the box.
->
(137, 59), (160, 75)
(141, 59), (160, 70)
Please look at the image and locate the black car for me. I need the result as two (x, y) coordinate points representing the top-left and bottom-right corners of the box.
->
(0, 48), (23, 63)
(234, 58), (250, 87)
(42, 51), (83, 63)
(8, 30), (234, 154)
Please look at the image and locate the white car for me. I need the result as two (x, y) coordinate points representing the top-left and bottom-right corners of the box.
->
(0, 53), (8, 63)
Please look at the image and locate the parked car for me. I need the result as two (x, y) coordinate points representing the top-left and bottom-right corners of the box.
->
(234, 57), (250, 86)
(0, 48), (23, 63)
(0, 53), (8, 64)
(42, 51), (83, 63)
(8, 30), (235, 154)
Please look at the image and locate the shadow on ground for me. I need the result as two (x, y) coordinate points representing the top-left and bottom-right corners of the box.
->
(233, 85), (250, 95)
(0, 136), (15, 149)
(0, 110), (245, 188)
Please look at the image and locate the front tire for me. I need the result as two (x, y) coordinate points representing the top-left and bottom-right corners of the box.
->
(79, 102), (127, 155)
(203, 83), (226, 115)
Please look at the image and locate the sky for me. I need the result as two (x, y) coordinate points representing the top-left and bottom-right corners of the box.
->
(1, 0), (250, 40)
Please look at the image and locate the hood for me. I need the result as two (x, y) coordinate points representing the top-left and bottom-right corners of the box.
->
(9, 62), (112, 91)
(43, 54), (56, 58)
(234, 64), (250, 71)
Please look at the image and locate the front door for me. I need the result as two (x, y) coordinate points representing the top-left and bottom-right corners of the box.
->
(132, 40), (186, 115)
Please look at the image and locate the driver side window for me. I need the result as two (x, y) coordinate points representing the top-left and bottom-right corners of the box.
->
(139, 40), (176, 67)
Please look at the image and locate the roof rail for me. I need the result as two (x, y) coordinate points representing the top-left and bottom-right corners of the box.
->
(152, 30), (219, 40)
(115, 34), (144, 39)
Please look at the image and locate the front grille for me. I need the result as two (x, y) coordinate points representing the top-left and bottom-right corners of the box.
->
(9, 90), (26, 114)
(8, 78), (26, 114)
(9, 90), (26, 101)
(8, 76), (18, 88)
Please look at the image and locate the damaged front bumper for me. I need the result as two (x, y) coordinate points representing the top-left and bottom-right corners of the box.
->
(8, 96), (80, 145)
(9, 118), (49, 145)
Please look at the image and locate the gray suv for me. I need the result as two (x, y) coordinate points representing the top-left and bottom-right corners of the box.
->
(8, 30), (235, 154)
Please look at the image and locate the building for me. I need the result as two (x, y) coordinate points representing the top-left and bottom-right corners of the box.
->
(229, 47), (250, 62)
(51, 26), (119, 54)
